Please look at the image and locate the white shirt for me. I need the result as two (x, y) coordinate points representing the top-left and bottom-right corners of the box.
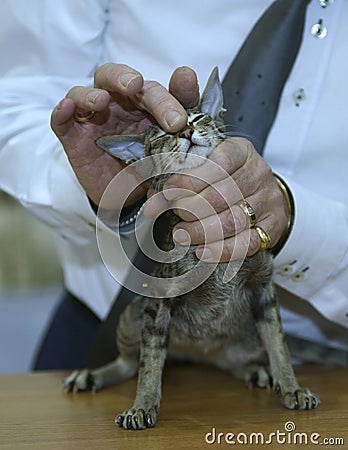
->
(0, 1), (347, 345)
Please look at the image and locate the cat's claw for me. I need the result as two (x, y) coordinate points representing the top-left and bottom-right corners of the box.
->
(62, 369), (100, 393)
(275, 385), (320, 410)
(115, 407), (157, 430)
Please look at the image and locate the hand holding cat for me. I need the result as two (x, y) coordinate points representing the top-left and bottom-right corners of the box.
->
(50, 62), (288, 261)
(50, 63), (199, 205)
(145, 137), (290, 262)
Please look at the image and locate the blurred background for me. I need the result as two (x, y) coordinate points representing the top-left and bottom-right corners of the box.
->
(0, 191), (63, 373)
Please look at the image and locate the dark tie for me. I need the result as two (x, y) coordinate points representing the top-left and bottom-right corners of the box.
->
(222, 0), (310, 155)
(86, 0), (311, 367)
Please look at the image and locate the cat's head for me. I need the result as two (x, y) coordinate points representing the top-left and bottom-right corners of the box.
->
(96, 67), (225, 186)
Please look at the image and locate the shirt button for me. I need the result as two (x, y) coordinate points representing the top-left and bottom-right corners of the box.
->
(291, 272), (305, 282)
(278, 265), (295, 276)
(311, 19), (327, 39)
(291, 267), (309, 282)
(318, 0), (334, 8)
(293, 88), (306, 107)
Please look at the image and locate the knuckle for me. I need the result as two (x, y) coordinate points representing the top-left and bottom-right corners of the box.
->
(65, 86), (97, 111)
(259, 160), (273, 180)
(232, 207), (247, 233)
(143, 80), (163, 92)
(94, 63), (107, 80)
(192, 220), (205, 243)
(205, 187), (227, 212)
(94, 62), (118, 86)
(222, 208), (238, 235)
(134, 80), (182, 120)
(234, 136), (254, 150)
(231, 137), (254, 160)
(212, 143), (236, 173)
(95, 63), (141, 91)
(142, 81), (165, 104)
(189, 175), (205, 193)
(66, 85), (84, 99)
(177, 173), (201, 193)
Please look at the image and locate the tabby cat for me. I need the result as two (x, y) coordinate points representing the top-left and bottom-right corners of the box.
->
(63, 68), (320, 430)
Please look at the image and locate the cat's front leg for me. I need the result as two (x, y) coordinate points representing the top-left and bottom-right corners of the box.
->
(252, 285), (320, 410)
(116, 298), (171, 430)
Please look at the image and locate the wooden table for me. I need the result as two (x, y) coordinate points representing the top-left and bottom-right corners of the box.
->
(0, 365), (347, 449)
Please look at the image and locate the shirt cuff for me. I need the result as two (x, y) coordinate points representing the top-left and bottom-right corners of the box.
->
(273, 175), (348, 300)
(90, 196), (147, 236)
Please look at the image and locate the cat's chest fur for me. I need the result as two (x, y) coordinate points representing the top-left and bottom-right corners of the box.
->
(151, 210), (274, 341)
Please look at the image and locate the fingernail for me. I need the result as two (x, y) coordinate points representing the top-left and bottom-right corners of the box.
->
(173, 229), (191, 246)
(164, 110), (184, 128)
(87, 91), (100, 104)
(120, 72), (140, 89)
(196, 247), (214, 262)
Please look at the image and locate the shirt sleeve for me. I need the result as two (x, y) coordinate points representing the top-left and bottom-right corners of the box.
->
(0, 0), (124, 319)
(273, 174), (348, 329)
(0, 0), (110, 241)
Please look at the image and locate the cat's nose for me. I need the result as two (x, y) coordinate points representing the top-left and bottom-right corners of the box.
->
(179, 127), (194, 140)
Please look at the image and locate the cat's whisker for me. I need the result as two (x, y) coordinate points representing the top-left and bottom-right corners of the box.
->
(223, 122), (255, 140)
(224, 131), (256, 142)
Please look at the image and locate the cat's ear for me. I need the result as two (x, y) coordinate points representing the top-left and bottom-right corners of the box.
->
(96, 134), (145, 164)
(199, 67), (225, 122)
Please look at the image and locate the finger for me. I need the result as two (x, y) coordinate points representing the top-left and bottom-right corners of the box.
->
(196, 229), (252, 263)
(65, 86), (111, 116)
(95, 63), (187, 132)
(94, 63), (144, 95)
(169, 66), (200, 108)
(163, 139), (249, 199)
(50, 98), (76, 138)
(195, 218), (274, 263)
(249, 223), (272, 256)
(172, 177), (244, 221)
(132, 80), (188, 132)
(172, 203), (249, 246)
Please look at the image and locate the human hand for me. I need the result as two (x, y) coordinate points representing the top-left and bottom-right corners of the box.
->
(50, 63), (199, 206)
(144, 138), (290, 262)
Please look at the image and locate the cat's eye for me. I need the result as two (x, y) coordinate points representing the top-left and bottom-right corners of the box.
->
(151, 133), (167, 143)
(189, 113), (207, 124)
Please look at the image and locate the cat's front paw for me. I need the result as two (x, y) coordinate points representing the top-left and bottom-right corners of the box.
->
(275, 385), (320, 410)
(62, 369), (101, 393)
(115, 407), (158, 430)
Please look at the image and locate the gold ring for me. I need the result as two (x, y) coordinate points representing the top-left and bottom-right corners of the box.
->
(254, 226), (271, 251)
(239, 200), (256, 228)
(74, 111), (96, 123)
